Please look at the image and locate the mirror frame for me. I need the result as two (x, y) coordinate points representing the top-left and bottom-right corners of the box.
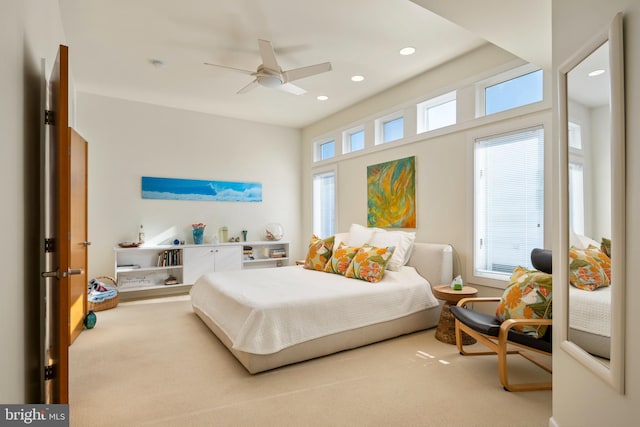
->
(557, 12), (625, 393)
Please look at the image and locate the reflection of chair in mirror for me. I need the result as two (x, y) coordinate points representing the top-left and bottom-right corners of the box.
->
(450, 249), (552, 392)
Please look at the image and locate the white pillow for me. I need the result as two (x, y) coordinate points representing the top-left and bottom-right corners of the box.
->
(347, 224), (378, 247)
(570, 230), (600, 249)
(332, 232), (350, 252)
(369, 229), (416, 271)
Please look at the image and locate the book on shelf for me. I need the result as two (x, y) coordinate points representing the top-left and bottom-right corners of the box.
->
(269, 248), (286, 258)
(157, 249), (182, 267)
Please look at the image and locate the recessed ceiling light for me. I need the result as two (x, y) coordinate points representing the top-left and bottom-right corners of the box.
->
(351, 75), (364, 82)
(588, 69), (605, 77)
(317, 95), (328, 101)
(399, 47), (416, 56)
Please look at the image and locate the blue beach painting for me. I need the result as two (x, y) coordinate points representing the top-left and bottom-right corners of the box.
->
(141, 176), (262, 202)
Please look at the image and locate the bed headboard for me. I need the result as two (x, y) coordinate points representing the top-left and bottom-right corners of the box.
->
(406, 243), (453, 287)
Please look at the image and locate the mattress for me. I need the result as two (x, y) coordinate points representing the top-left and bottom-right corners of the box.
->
(190, 265), (440, 355)
(569, 285), (611, 337)
(568, 285), (611, 359)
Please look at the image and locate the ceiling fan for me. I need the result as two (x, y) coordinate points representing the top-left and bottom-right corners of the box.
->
(204, 39), (332, 95)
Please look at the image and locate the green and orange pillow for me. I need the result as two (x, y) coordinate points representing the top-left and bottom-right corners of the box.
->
(344, 245), (395, 283)
(496, 266), (553, 338)
(303, 235), (335, 271)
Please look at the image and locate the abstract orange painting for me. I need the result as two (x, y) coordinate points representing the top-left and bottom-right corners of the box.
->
(367, 156), (416, 228)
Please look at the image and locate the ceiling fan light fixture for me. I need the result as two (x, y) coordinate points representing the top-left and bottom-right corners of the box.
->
(257, 75), (283, 88)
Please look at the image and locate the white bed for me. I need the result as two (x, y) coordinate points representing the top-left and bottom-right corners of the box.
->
(191, 242), (453, 373)
(569, 285), (611, 359)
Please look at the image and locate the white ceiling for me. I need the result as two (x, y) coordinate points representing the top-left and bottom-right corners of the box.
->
(58, 0), (549, 128)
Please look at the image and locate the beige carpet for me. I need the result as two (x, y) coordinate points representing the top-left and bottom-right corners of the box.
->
(69, 296), (551, 426)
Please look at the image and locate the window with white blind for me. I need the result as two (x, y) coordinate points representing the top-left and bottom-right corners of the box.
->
(474, 125), (545, 280)
(313, 169), (336, 238)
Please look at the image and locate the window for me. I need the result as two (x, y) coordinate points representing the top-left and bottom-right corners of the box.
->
(417, 91), (456, 133)
(343, 127), (365, 154)
(477, 65), (543, 116)
(568, 121), (585, 235)
(474, 125), (544, 280)
(320, 140), (335, 160)
(313, 170), (336, 238)
(377, 115), (404, 144)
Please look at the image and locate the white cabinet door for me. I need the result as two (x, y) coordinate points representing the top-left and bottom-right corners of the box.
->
(213, 245), (242, 271)
(182, 246), (216, 284)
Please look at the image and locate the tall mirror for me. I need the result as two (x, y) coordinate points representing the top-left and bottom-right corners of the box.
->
(558, 13), (625, 393)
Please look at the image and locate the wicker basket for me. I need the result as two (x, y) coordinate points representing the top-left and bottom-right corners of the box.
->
(88, 276), (119, 312)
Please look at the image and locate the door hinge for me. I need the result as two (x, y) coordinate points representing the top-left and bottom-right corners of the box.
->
(44, 109), (55, 126)
(44, 364), (56, 381)
(44, 238), (56, 253)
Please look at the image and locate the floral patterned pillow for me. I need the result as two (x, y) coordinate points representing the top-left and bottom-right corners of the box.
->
(585, 245), (611, 282)
(569, 246), (610, 291)
(344, 245), (394, 283)
(303, 235), (335, 271)
(324, 242), (359, 275)
(496, 266), (552, 338)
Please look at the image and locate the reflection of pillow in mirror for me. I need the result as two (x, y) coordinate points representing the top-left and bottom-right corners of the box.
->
(585, 245), (611, 282)
(569, 246), (610, 291)
(569, 230), (600, 249)
(496, 266), (552, 338)
(601, 237), (611, 259)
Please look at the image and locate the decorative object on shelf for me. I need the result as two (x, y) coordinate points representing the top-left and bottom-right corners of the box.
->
(138, 224), (145, 244)
(164, 275), (178, 286)
(141, 176), (263, 202)
(367, 156), (416, 228)
(265, 223), (284, 241)
(192, 222), (206, 244)
(219, 226), (228, 243)
(242, 230), (248, 242)
(84, 310), (97, 329)
(118, 242), (140, 248)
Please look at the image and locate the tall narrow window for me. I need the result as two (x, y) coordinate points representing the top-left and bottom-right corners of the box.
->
(568, 121), (585, 235)
(313, 170), (336, 238)
(474, 125), (545, 279)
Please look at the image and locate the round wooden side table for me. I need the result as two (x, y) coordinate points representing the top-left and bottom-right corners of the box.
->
(432, 284), (478, 345)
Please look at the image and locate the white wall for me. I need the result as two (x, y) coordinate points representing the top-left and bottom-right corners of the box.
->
(552, 0), (639, 425)
(0, 0), (67, 403)
(301, 43), (551, 296)
(74, 93), (302, 279)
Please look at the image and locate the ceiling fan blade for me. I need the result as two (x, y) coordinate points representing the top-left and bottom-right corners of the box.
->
(204, 62), (254, 75)
(276, 82), (306, 95)
(283, 62), (332, 82)
(237, 79), (259, 94)
(258, 39), (280, 72)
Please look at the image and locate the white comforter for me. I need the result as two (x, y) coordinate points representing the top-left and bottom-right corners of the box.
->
(190, 265), (439, 355)
(569, 285), (611, 337)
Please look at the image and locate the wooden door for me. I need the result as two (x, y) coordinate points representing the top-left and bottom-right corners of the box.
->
(46, 43), (70, 404)
(45, 44), (88, 404)
(69, 129), (88, 343)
